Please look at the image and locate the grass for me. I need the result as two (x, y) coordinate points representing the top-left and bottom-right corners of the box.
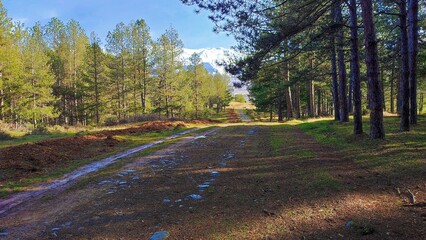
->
(209, 111), (228, 123)
(0, 132), (76, 149)
(0, 126), (213, 198)
(297, 115), (426, 177)
(305, 170), (341, 192)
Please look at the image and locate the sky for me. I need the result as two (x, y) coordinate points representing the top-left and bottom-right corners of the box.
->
(2, 0), (237, 49)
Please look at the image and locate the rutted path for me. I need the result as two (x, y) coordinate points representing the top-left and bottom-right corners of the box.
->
(0, 128), (209, 216)
(236, 109), (251, 122)
(1, 123), (423, 239)
(0, 125), (258, 239)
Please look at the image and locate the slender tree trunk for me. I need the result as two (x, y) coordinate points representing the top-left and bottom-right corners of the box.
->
(360, 0), (385, 139)
(334, 2), (349, 122)
(308, 57), (315, 117)
(277, 92), (283, 122)
(294, 84), (301, 118)
(142, 55), (147, 114)
(93, 43), (100, 125)
(284, 61), (293, 119)
(398, 0), (410, 131)
(330, 36), (340, 121)
(390, 58), (395, 113)
(0, 88), (4, 121)
(350, 0), (363, 134)
(317, 89), (321, 116)
(381, 65), (386, 112)
(348, 72), (354, 114)
(408, 0), (418, 124)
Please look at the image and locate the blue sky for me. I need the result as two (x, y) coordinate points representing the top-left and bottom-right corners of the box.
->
(3, 0), (236, 49)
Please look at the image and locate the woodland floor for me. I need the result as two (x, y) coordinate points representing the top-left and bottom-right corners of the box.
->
(0, 114), (425, 239)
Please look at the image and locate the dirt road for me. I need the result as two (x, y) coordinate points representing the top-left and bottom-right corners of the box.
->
(0, 124), (424, 239)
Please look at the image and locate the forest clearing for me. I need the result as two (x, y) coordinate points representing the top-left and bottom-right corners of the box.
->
(1, 0), (426, 239)
(0, 107), (425, 239)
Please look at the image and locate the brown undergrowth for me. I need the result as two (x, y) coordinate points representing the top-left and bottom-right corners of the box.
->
(0, 121), (186, 184)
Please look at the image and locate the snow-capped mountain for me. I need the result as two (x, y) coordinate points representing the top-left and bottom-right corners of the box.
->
(182, 48), (248, 96)
(181, 47), (241, 75)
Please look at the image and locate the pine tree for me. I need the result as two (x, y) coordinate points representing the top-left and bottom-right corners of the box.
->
(21, 22), (56, 127)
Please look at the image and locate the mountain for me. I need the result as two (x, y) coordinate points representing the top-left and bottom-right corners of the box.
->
(182, 48), (248, 97)
(181, 47), (241, 75)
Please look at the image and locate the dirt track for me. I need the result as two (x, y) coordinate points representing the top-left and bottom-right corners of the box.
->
(0, 123), (425, 239)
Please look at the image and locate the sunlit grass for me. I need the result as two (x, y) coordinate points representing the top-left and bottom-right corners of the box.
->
(297, 115), (426, 176)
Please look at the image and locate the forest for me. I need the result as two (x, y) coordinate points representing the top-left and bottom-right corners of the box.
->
(0, 2), (232, 128)
(183, 0), (425, 139)
(1, 0), (426, 239)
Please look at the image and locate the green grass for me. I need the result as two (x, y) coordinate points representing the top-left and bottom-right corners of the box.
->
(306, 170), (341, 192)
(0, 132), (76, 149)
(298, 115), (426, 176)
(210, 110), (228, 123)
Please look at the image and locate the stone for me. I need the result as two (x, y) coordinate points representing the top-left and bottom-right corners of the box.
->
(61, 221), (72, 227)
(98, 180), (112, 185)
(0, 232), (9, 236)
(197, 184), (209, 189)
(211, 171), (220, 177)
(163, 198), (171, 203)
(186, 194), (202, 200)
(149, 231), (170, 240)
(51, 228), (60, 231)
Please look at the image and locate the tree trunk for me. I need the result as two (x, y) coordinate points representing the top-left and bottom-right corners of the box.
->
(294, 84), (301, 118)
(317, 89), (321, 116)
(0, 88), (4, 121)
(398, 0), (410, 131)
(360, 0), (385, 139)
(284, 61), (293, 119)
(277, 93), (283, 122)
(308, 57), (315, 117)
(408, 0), (418, 124)
(93, 43), (100, 125)
(350, 0), (363, 134)
(334, 2), (349, 123)
(390, 58), (395, 113)
(381, 65), (386, 112)
(330, 36), (340, 121)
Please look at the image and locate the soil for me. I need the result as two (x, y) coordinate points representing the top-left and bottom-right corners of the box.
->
(226, 109), (241, 123)
(0, 120), (424, 239)
(0, 121), (186, 184)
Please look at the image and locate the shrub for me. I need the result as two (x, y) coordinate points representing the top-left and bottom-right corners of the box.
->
(0, 131), (14, 140)
(234, 94), (246, 103)
(104, 117), (118, 126)
(30, 125), (49, 135)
